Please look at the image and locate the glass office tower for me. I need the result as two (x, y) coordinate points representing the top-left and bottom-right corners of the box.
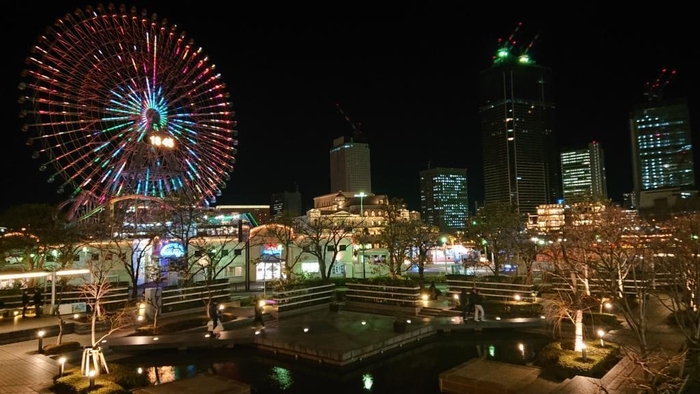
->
(630, 98), (695, 196)
(478, 45), (559, 215)
(561, 141), (608, 203)
(419, 167), (469, 232)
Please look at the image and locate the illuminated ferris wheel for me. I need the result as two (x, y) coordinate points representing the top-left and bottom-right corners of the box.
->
(18, 4), (238, 218)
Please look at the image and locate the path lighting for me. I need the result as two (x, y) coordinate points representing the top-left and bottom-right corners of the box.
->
(598, 329), (606, 347)
(89, 370), (96, 390)
(303, 328), (309, 333)
(37, 330), (45, 354)
(581, 344), (588, 362)
(514, 294), (521, 301)
(58, 357), (66, 377)
(422, 294), (429, 301)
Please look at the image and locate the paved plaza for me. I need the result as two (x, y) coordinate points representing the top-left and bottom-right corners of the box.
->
(0, 295), (689, 393)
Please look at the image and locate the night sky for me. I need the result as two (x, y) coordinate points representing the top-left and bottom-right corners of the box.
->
(2, 3), (698, 214)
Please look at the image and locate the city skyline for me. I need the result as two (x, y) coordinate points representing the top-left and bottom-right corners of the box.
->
(1, 3), (698, 213)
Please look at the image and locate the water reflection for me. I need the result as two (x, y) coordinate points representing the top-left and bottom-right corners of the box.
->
(115, 332), (550, 394)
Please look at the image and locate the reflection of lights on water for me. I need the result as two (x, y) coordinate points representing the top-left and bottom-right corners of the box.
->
(270, 366), (293, 389)
(488, 345), (496, 358)
(362, 373), (374, 390)
(146, 366), (177, 385)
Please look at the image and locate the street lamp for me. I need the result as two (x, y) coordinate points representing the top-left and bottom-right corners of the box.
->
(354, 192), (367, 279)
(441, 237), (448, 275)
(354, 192), (367, 217)
(37, 330), (45, 354)
(598, 329), (606, 347)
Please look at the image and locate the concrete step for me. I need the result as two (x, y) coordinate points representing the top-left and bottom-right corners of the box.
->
(417, 307), (462, 318)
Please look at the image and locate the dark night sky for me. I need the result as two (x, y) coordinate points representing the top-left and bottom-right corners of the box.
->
(1, 3), (698, 213)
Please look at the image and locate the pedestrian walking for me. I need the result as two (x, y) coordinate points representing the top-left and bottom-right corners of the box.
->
(21, 289), (30, 318)
(459, 288), (468, 322)
(208, 300), (220, 336)
(254, 300), (265, 328)
(33, 288), (43, 317)
(428, 282), (440, 300)
(473, 288), (485, 321)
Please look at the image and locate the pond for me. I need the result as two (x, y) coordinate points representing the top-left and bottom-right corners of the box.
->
(111, 330), (552, 394)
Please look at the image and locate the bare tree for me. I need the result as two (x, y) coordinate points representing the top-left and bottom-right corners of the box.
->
(253, 213), (307, 283)
(406, 222), (440, 281)
(0, 203), (71, 286)
(80, 257), (137, 376)
(579, 203), (655, 356)
(467, 202), (523, 277)
(375, 198), (414, 277)
(188, 232), (243, 286)
(296, 212), (355, 281)
(514, 228), (544, 285)
(541, 203), (602, 351)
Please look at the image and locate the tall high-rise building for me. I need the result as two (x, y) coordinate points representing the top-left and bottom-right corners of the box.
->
(419, 167), (468, 232)
(478, 33), (559, 215)
(329, 135), (371, 194)
(271, 190), (302, 218)
(630, 98), (695, 197)
(560, 141), (608, 202)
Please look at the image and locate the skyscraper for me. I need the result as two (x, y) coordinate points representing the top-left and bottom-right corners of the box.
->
(630, 98), (695, 196)
(560, 141), (608, 202)
(271, 190), (302, 218)
(478, 30), (559, 215)
(419, 167), (469, 232)
(329, 135), (372, 194)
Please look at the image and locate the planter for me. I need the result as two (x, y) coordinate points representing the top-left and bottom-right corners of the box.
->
(393, 319), (407, 333)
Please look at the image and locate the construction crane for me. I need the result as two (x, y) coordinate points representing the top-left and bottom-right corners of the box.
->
(335, 102), (363, 141)
(643, 68), (676, 102)
(494, 22), (539, 65)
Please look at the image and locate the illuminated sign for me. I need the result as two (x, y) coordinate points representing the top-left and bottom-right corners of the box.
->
(149, 135), (175, 148)
(160, 242), (184, 258)
(262, 244), (282, 256)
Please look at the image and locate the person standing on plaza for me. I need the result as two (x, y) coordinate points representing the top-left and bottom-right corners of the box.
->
(459, 288), (468, 322)
(33, 288), (43, 317)
(473, 288), (485, 321)
(208, 300), (219, 336)
(21, 289), (30, 318)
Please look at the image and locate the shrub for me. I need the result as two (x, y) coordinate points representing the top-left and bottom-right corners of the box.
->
(43, 341), (82, 355)
(53, 370), (128, 394)
(52, 364), (148, 394)
(548, 340), (622, 380)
